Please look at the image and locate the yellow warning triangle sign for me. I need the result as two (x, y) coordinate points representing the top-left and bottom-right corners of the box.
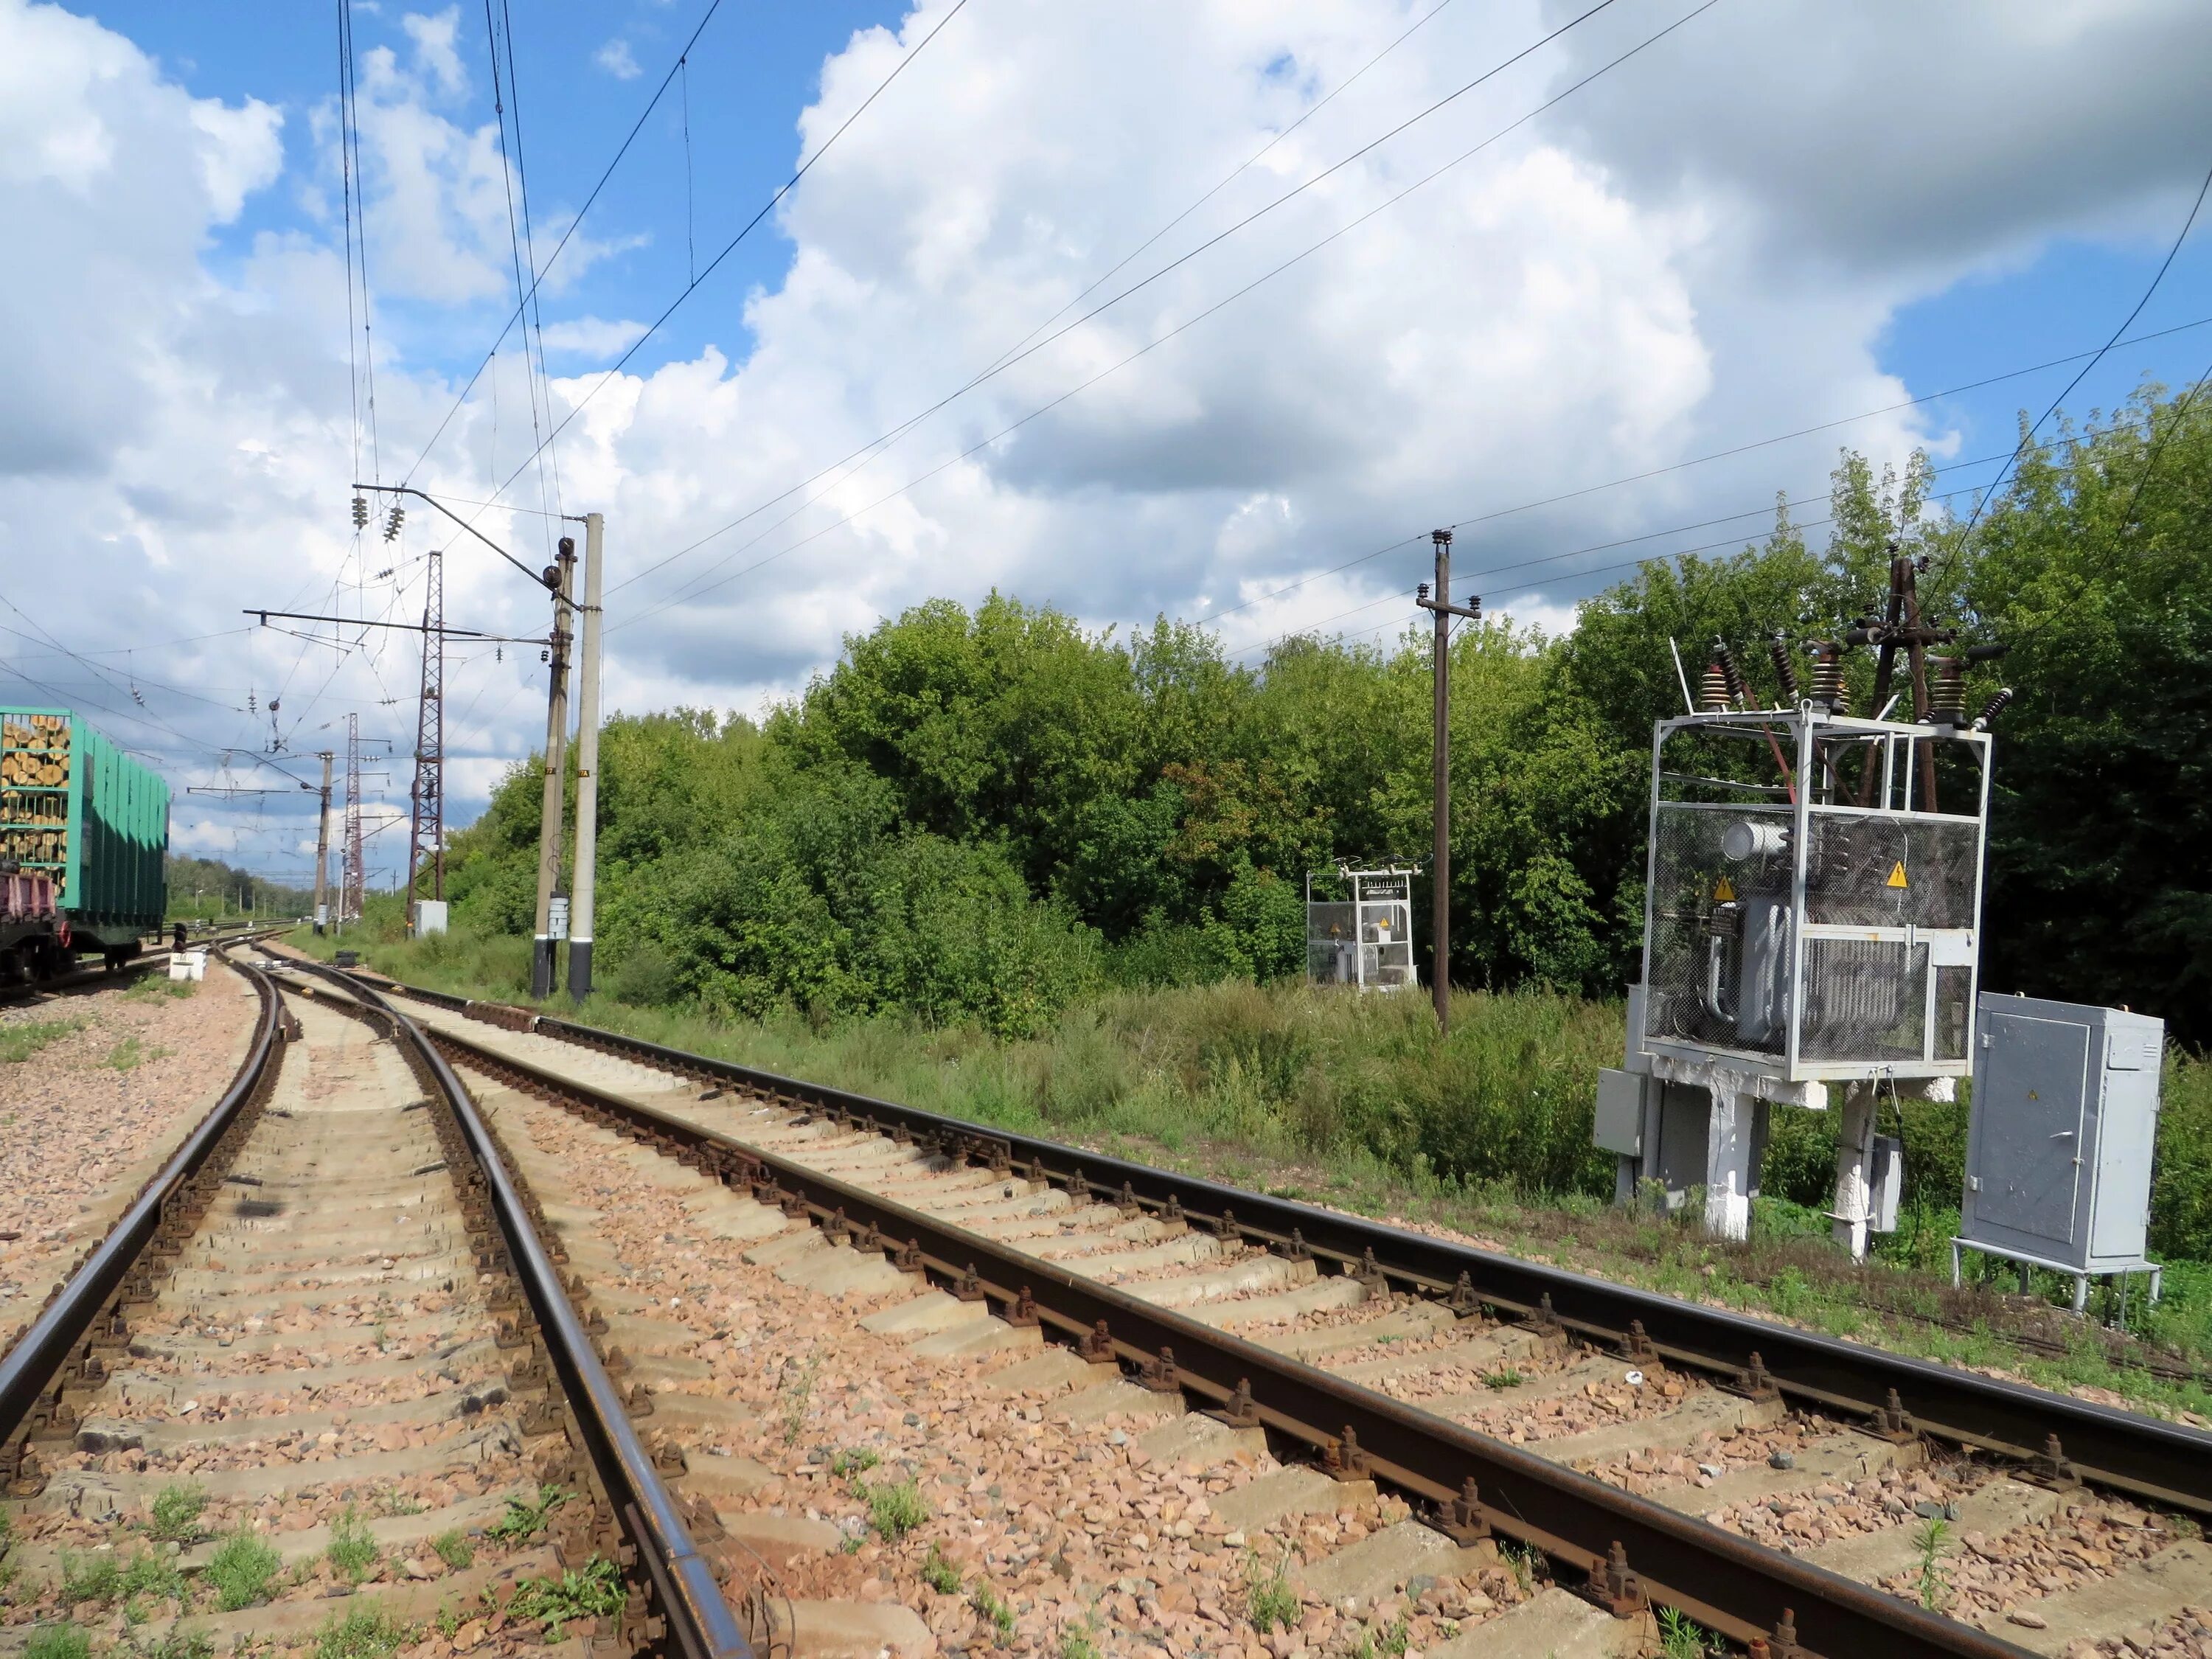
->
(1886, 860), (1910, 889)
(1713, 876), (1736, 902)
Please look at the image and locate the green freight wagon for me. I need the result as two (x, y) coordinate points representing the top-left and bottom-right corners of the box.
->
(0, 707), (167, 977)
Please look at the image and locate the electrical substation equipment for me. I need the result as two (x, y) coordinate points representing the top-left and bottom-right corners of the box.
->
(1953, 994), (2165, 1313)
(1596, 594), (2001, 1253)
(1306, 862), (1420, 992)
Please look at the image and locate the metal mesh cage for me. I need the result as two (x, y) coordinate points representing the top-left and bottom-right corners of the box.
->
(1800, 938), (1929, 1062)
(1804, 812), (1980, 928)
(1308, 901), (1357, 985)
(1644, 804), (1792, 1056)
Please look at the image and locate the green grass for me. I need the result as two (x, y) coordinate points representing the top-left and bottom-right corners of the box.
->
(920, 1545), (962, 1595)
(0, 1018), (81, 1064)
(150, 1480), (209, 1543)
(970, 1584), (1016, 1644)
(1657, 1607), (1712, 1659)
(1060, 1624), (1102, 1659)
(863, 1478), (929, 1542)
(102, 1035), (167, 1071)
(313, 1601), (407, 1659)
(58, 1551), (122, 1607)
(1479, 1367), (1525, 1390)
(830, 1447), (881, 1478)
(206, 1528), (283, 1612)
(139, 1629), (216, 1659)
(326, 1507), (379, 1585)
(1245, 1548), (1298, 1634)
(430, 1529), (474, 1571)
(506, 1557), (626, 1639)
(120, 1549), (184, 1605)
(25, 1626), (90, 1659)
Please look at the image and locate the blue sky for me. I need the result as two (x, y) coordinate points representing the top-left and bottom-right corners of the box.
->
(8, 0), (2212, 885)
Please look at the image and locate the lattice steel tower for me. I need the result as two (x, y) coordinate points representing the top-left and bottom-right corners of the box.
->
(341, 712), (366, 925)
(405, 551), (445, 914)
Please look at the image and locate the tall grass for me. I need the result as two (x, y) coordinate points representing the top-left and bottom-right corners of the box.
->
(294, 919), (1619, 1198)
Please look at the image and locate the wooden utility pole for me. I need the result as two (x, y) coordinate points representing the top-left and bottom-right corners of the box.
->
(1414, 529), (1480, 1032)
(529, 539), (576, 999)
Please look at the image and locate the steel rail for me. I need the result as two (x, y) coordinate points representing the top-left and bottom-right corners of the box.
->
(365, 976), (2212, 1515)
(301, 967), (754, 1659)
(427, 1016), (2036, 1659)
(0, 956), (282, 1440)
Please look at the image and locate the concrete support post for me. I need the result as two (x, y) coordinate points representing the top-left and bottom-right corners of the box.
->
(529, 540), (576, 1000)
(1703, 1087), (1756, 1242)
(567, 512), (604, 1004)
(1830, 1082), (1877, 1262)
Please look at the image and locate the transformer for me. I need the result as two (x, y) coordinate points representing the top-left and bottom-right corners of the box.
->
(1606, 698), (1994, 1246)
(1639, 703), (1989, 1089)
(1306, 863), (1419, 991)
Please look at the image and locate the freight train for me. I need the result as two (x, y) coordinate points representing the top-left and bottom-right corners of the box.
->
(0, 708), (167, 980)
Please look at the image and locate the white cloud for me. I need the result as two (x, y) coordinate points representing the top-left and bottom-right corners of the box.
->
(538, 316), (650, 360)
(594, 39), (641, 81)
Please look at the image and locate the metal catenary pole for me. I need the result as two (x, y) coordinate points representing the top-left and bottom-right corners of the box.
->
(567, 512), (605, 1004)
(1414, 529), (1479, 1031)
(405, 550), (446, 934)
(312, 754), (332, 933)
(529, 539), (577, 999)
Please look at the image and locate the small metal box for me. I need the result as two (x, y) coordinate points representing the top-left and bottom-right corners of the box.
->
(1594, 1068), (1646, 1155)
(1960, 994), (2164, 1276)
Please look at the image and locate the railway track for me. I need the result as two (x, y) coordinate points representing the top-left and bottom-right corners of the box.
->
(271, 964), (2212, 1659)
(0, 950), (749, 1659)
(0, 928), (285, 1008)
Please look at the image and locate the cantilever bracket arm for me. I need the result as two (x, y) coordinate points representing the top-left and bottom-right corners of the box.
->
(354, 484), (550, 589)
(1415, 585), (1483, 622)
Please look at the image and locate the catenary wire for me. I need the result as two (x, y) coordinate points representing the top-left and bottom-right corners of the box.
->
(610, 0), (1627, 602)
(400, 0), (727, 486)
(610, 0), (1724, 635)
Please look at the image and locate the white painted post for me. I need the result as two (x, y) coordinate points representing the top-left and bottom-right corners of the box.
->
(1703, 1086), (1755, 1241)
(1830, 1082), (1877, 1262)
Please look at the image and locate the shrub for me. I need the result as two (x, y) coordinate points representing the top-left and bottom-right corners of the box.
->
(314, 1602), (406, 1659)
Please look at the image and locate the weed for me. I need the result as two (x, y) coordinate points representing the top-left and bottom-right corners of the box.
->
(139, 1630), (216, 1659)
(431, 1529), (475, 1571)
(1657, 1607), (1710, 1659)
(370, 1488), (422, 1518)
(206, 1528), (283, 1612)
(120, 1549), (184, 1604)
(486, 1484), (570, 1544)
(1479, 1367), (1526, 1390)
(1059, 1621), (1102, 1659)
(150, 1480), (209, 1543)
(313, 1601), (407, 1659)
(779, 1357), (821, 1446)
(1245, 1547), (1298, 1634)
(104, 1036), (167, 1071)
(26, 1627), (91, 1659)
(0, 1019), (81, 1065)
(921, 1544), (962, 1595)
(970, 1584), (1017, 1644)
(435, 1602), (463, 1639)
(58, 1550), (122, 1607)
(830, 1447), (882, 1478)
(507, 1556), (626, 1639)
(2169, 1512), (2203, 1541)
(864, 1478), (928, 1542)
(1500, 1540), (1542, 1595)
(1912, 1517), (1952, 1613)
(327, 1506), (380, 1585)
(1352, 1618), (1410, 1659)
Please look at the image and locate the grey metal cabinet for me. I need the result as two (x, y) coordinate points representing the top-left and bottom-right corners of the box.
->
(1955, 993), (2164, 1307)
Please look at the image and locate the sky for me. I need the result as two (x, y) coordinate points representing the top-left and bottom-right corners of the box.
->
(3, 0), (2210, 890)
